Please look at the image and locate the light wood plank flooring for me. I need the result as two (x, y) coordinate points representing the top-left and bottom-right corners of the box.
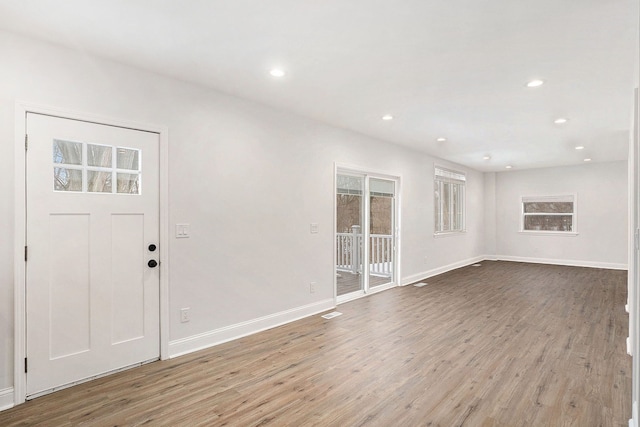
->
(0, 261), (630, 426)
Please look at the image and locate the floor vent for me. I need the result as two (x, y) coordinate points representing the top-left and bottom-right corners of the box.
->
(322, 311), (343, 320)
(414, 282), (428, 287)
(471, 264), (482, 267)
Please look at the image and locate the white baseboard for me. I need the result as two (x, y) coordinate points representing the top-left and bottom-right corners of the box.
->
(401, 255), (486, 286)
(168, 298), (335, 358)
(495, 255), (627, 270)
(0, 387), (14, 411)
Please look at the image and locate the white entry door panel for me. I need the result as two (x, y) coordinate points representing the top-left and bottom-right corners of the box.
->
(26, 113), (160, 397)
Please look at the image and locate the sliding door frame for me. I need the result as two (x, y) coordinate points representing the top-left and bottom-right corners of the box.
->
(334, 163), (401, 304)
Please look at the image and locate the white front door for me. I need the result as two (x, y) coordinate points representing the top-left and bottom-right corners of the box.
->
(25, 113), (160, 398)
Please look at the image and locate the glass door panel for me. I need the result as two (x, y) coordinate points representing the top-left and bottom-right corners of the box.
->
(336, 174), (364, 296)
(368, 178), (395, 289)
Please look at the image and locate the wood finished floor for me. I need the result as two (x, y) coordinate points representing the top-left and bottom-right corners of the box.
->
(0, 261), (631, 426)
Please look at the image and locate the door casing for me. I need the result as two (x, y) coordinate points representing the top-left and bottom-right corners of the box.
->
(13, 102), (170, 405)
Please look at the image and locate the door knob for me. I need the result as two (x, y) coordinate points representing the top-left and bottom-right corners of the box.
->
(148, 244), (157, 252)
(148, 260), (158, 268)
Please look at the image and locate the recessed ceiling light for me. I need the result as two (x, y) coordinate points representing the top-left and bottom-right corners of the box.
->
(436, 137), (447, 142)
(526, 79), (544, 88)
(554, 118), (568, 124)
(483, 155), (491, 160)
(505, 165), (513, 169)
(575, 146), (584, 150)
(584, 158), (592, 162)
(382, 114), (394, 121)
(270, 69), (285, 77)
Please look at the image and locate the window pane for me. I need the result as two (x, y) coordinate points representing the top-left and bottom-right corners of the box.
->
(452, 184), (459, 230)
(524, 215), (573, 231)
(54, 167), (82, 191)
(453, 184), (464, 231)
(87, 144), (112, 168)
(53, 140), (82, 165)
(524, 202), (573, 213)
(442, 183), (451, 231)
(117, 173), (140, 194)
(117, 148), (140, 171)
(434, 181), (442, 232)
(87, 171), (112, 193)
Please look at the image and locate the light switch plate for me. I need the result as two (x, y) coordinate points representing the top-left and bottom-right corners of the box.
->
(310, 223), (319, 234)
(176, 223), (190, 238)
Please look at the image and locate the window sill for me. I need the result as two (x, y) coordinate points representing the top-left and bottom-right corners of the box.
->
(434, 231), (466, 238)
(518, 230), (578, 237)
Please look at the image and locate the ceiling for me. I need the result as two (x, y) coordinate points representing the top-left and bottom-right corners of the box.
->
(0, 0), (637, 171)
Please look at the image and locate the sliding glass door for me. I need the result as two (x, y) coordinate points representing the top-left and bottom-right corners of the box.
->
(336, 174), (365, 295)
(368, 178), (395, 290)
(335, 171), (397, 301)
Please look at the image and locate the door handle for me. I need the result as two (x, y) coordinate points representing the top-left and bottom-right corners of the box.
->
(148, 259), (158, 268)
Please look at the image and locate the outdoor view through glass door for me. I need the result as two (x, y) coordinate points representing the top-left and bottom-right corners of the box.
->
(336, 172), (396, 299)
(368, 178), (395, 290)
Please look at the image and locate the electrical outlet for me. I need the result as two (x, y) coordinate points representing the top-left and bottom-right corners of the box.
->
(180, 307), (190, 323)
(310, 282), (316, 293)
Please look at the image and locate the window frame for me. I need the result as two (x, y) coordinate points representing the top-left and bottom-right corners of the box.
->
(519, 194), (578, 236)
(434, 166), (466, 236)
(52, 139), (142, 195)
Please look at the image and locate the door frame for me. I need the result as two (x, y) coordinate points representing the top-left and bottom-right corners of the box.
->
(334, 162), (402, 304)
(13, 102), (170, 405)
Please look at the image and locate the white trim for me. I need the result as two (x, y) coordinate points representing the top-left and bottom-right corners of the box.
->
(13, 104), (26, 406)
(336, 281), (396, 305)
(0, 388), (14, 411)
(333, 166), (337, 304)
(520, 193), (577, 234)
(434, 231), (467, 238)
(495, 255), (627, 270)
(337, 289), (366, 304)
(168, 299), (335, 358)
(13, 101), (170, 406)
(517, 231), (578, 237)
(400, 255), (486, 286)
(631, 400), (638, 427)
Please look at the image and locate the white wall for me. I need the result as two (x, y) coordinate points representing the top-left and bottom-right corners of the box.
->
(483, 172), (497, 257)
(493, 162), (628, 268)
(0, 31), (486, 401)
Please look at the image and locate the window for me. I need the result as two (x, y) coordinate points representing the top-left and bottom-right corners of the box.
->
(53, 140), (141, 194)
(521, 195), (576, 233)
(434, 166), (465, 234)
